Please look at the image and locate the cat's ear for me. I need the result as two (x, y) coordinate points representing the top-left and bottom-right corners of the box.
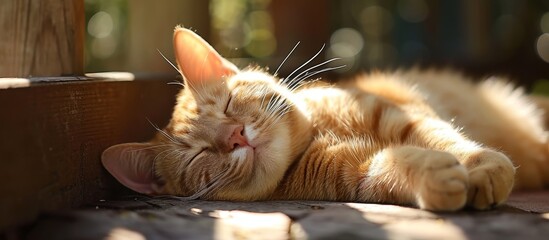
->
(173, 27), (238, 86)
(101, 143), (162, 194)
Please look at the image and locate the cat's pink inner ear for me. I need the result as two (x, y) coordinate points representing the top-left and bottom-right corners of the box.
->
(101, 143), (159, 194)
(173, 27), (238, 85)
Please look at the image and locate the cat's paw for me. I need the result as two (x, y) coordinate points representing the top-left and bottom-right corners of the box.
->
(465, 150), (515, 210)
(415, 151), (469, 211)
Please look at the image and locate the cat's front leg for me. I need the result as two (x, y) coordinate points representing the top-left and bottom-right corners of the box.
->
(397, 116), (515, 209)
(364, 146), (468, 211)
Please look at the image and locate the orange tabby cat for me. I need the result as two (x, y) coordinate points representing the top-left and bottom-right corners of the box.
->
(102, 27), (549, 211)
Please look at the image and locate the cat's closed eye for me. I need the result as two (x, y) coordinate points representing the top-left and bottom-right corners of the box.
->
(224, 94), (232, 113)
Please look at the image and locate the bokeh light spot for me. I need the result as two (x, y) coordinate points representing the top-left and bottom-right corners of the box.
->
(537, 33), (549, 63)
(245, 29), (276, 58)
(87, 11), (113, 39)
(330, 28), (364, 58)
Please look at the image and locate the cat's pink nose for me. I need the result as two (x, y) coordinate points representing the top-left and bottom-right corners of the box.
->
(228, 125), (249, 150)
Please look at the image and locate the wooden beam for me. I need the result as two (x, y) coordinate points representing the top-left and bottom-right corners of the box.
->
(0, 75), (179, 230)
(0, 0), (84, 77)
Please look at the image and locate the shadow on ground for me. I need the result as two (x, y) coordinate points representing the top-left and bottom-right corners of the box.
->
(15, 192), (549, 239)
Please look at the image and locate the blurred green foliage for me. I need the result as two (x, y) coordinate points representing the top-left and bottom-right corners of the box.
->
(83, 0), (549, 89)
(84, 0), (127, 72)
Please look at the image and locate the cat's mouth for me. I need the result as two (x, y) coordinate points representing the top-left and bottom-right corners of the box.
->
(241, 125), (263, 149)
(239, 140), (266, 162)
(238, 124), (271, 161)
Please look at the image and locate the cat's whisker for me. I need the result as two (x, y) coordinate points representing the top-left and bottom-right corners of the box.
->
(262, 97), (292, 129)
(177, 161), (240, 201)
(193, 168), (232, 199)
(257, 96), (280, 129)
(285, 44), (326, 84)
(258, 108), (276, 131)
(158, 49), (189, 89)
(167, 81), (185, 87)
(179, 75), (209, 102)
(263, 95), (294, 127)
(128, 144), (175, 152)
(259, 89), (274, 114)
(156, 169), (224, 201)
(267, 95), (283, 113)
(173, 150), (189, 176)
(176, 52), (210, 103)
(152, 149), (178, 171)
(286, 58), (341, 87)
(271, 111), (289, 126)
(270, 100), (292, 118)
(267, 101), (287, 124)
(274, 105), (293, 121)
(153, 149), (176, 162)
(289, 65), (347, 91)
(146, 118), (181, 144)
(259, 88), (270, 110)
(274, 41), (300, 77)
(157, 49), (182, 75)
(264, 93), (280, 115)
(265, 116), (289, 133)
(297, 64), (347, 81)
(289, 78), (321, 92)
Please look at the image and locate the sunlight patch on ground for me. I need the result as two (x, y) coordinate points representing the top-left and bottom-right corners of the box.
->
(344, 202), (468, 240)
(105, 227), (146, 240)
(213, 210), (290, 239)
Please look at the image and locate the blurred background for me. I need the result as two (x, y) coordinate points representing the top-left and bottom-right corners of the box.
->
(85, 0), (549, 91)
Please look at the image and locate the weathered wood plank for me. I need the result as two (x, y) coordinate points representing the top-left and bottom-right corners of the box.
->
(0, 76), (179, 229)
(19, 197), (549, 240)
(0, 0), (84, 77)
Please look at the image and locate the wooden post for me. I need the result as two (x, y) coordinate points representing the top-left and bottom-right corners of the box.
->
(0, 0), (212, 231)
(0, 0), (84, 77)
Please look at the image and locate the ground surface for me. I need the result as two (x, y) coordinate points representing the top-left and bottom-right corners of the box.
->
(19, 191), (549, 240)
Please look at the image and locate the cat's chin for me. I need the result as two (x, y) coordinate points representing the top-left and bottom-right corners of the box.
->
(231, 146), (256, 163)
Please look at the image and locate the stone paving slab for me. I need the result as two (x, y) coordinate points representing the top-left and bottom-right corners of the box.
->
(17, 192), (549, 240)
